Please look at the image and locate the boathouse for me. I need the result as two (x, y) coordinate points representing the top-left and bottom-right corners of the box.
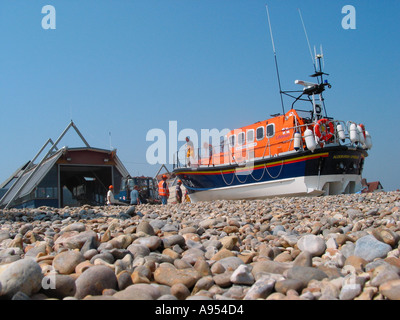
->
(0, 121), (130, 209)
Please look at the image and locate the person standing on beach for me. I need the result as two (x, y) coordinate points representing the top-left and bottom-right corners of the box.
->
(158, 174), (169, 205)
(130, 185), (140, 205)
(176, 180), (183, 203)
(106, 185), (115, 206)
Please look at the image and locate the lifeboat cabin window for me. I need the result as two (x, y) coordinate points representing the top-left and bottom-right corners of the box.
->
(238, 132), (245, 146)
(266, 124), (275, 138)
(247, 129), (254, 143)
(229, 135), (235, 147)
(256, 127), (264, 141)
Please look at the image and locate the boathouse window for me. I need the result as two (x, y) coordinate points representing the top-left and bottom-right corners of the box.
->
(256, 127), (264, 140)
(238, 132), (245, 145)
(35, 187), (57, 199)
(229, 135), (235, 147)
(266, 124), (275, 138)
(247, 129), (254, 143)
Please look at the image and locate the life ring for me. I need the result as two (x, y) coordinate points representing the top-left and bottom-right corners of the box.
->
(314, 118), (334, 142)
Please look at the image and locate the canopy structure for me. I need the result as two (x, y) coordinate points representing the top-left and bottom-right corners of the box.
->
(0, 121), (130, 209)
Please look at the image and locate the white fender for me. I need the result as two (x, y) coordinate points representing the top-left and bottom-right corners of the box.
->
(365, 131), (373, 149)
(337, 124), (346, 142)
(293, 132), (301, 151)
(304, 128), (316, 152)
(349, 123), (359, 144)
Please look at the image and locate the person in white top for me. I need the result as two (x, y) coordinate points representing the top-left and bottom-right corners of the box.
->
(107, 185), (115, 205)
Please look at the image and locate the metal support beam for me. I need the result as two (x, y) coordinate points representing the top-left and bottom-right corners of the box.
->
(71, 121), (91, 148)
(154, 164), (170, 180)
(0, 138), (56, 208)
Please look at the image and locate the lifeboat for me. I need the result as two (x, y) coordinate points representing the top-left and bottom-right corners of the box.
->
(173, 48), (371, 202)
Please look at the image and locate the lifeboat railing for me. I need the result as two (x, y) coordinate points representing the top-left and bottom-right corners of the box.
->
(173, 118), (368, 170)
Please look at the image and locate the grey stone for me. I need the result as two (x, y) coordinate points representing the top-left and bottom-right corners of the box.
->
(354, 235), (392, 262)
(136, 221), (155, 236)
(217, 256), (244, 272)
(134, 236), (162, 251)
(297, 234), (326, 257)
(0, 259), (43, 298)
(0, 231), (10, 242)
(80, 234), (99, 253)
(287, 266), (328, 286)
(275, 279), (305, 294)
(161, 223), (179, 233)
(127, 243), (151, 258)
(230, 264), (254, 285)
(163, 235), (186, 249)
(113, 285), (154, 300)
(340, 242), (356, 259)
(244, 276), (276, 300)
(125, 206), (136, 216)
(149, 219), (166, 230)
(251, 260), (290, 278)
(339, 283), (362, 300)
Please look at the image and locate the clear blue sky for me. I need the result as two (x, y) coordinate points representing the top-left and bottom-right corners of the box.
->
(0, 0), (399, 191)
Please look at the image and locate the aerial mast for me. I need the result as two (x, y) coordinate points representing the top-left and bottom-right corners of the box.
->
(265, 5), (285, 115)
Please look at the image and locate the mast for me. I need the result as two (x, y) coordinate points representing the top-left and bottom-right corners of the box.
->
(265, 5), (285, 115)
(298, 8), (317, 75)
(264, 7), (332, 121)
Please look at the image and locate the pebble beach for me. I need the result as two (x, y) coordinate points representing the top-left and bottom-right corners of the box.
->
(1, 191), (400, 301)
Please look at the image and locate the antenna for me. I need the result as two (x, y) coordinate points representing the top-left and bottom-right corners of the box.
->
(109, 131), (113, 150)
(265, 5), (285, 115)
(298, 8), (316, 73)
(320, 44), (325, 69)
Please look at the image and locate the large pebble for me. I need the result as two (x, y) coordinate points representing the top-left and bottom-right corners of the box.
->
(75, 266), (118, 299)
(154, 263), (201, 288)
(339, 283), (362, 300)
(54, 230), (98, 250)
(354, 235), (392, 262)
(379, 279), (400, 300)
(43, 274), (76, 299)
(0, 259), (43, 298)
(53, 250), (85, 274)
(134, 236), (161, 251)
(136, 221), (155, 236)
(113, 285), (154, 300)
(230, 264), (254, 285)
(297, 235), (326, 257)
(287, 266), (328, 286)
(163, 235), (185, 249)
(244, 276), (276, 299)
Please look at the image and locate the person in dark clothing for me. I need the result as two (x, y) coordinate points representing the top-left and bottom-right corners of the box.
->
(130, 185), (140, 205)
(176, 180), (183, 203)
